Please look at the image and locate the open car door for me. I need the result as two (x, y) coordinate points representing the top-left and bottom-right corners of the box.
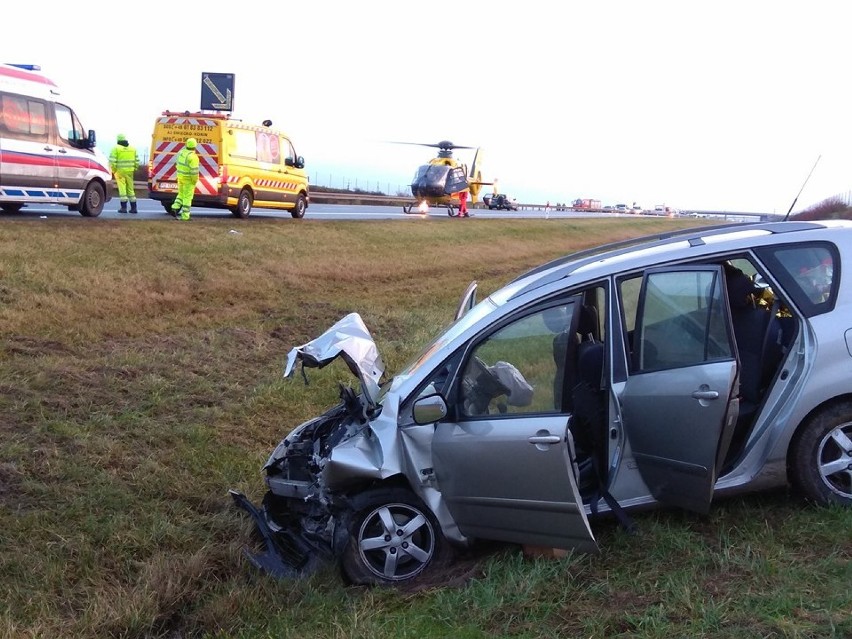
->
(433, 415), (596, 551)
(621, 265), (740, 513)
(432, 302), (596, 551)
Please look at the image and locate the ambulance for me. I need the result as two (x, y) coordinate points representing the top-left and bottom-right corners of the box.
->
(0, 64), (112, 216)
(148, 111), (309, 219)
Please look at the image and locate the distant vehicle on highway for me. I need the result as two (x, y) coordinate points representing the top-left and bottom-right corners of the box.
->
(653, 205), (679, 216)
(484, 194), (518, 211)
(573, 198), (603, 212)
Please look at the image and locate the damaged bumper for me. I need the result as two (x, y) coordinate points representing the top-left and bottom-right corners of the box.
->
(229, 489), (327, 579)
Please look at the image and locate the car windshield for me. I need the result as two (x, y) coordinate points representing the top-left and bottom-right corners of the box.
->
(377, 296), (499, 402)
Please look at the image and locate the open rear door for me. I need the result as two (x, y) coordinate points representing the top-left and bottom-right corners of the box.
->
(621, 266), (740, 513)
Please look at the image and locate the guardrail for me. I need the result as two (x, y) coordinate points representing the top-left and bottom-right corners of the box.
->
(134, 184), (775, 218)
(310, 191), (546, 210)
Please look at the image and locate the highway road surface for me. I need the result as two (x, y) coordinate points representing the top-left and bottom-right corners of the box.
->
(1, 199), (638, 222)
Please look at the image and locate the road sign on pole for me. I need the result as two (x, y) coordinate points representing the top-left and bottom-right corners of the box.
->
(200, 72), (234, 111)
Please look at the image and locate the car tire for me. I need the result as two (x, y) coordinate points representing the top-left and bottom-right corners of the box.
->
(291, 194), (307, 219)
(79, 181), (105, 217)
(340, 487), (451, 586)
(790, 403), (852, 506)
(231, 189), (253, 218)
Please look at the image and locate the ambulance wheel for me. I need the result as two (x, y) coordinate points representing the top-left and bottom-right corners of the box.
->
(79, 181), (105, 217)
(231, 189), (253, 219)
(1, 203), (24, 214)
(291, 194), (307, 219)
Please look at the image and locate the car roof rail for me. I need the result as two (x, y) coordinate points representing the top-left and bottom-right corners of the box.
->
(507, 220), (825, 298)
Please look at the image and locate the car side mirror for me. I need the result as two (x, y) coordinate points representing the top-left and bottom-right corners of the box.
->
(412, 394), (448, 425)
(295, 156), (305, 169)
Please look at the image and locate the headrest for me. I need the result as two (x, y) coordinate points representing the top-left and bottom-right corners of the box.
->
(725, 265), (759, 310)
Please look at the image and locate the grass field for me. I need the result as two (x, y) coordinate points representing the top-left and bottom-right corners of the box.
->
(1, 216), (850, 639)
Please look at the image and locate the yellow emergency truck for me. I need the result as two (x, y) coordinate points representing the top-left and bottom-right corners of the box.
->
(148, 111), (309, 218)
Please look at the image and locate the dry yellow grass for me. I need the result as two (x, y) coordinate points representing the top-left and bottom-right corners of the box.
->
(8, 217), (845, 639)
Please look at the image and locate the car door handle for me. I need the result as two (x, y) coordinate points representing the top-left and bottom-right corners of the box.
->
(691, 390), (719, 400)
(528, 435), (562, 445)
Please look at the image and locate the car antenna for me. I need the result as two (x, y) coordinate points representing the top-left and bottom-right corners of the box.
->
(783, 154), (821, 221)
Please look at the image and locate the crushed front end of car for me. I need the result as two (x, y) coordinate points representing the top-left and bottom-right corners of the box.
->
(230, 313), (387, 578)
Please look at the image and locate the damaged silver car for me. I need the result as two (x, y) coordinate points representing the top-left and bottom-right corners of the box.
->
(231, 220), (852, 585)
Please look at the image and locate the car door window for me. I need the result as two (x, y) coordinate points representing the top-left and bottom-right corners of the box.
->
(459, 304), (575, 417)
(635, 268), (732, 372)
(54, 103), (86, 145)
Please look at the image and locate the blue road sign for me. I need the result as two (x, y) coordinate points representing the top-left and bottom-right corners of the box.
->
(200, 72), (234, 111)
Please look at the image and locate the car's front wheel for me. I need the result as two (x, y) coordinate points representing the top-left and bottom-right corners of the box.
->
(790, 403), (852, 506)
(79, 181), (105, 217)
(340, 487), (450, 585)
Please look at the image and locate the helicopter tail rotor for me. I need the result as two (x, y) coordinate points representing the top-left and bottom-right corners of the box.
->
(467, 148), (493, 203)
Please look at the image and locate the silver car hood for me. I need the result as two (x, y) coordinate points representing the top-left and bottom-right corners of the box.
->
(284, 312), (385, 405)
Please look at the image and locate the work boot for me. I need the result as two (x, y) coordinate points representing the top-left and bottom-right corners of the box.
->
(118, 201), (128, 214)
(179, 208), (191, 221)
(129, 201), (138, 215)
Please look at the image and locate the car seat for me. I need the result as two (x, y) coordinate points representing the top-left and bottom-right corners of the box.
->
(553, 305), (599, 412)
(724, 265), (787, 462)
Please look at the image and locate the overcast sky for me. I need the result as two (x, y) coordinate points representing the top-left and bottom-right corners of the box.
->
(7, 1), (850, 213)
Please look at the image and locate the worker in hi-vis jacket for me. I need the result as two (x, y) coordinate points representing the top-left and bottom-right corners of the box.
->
(171, 138), (200, 221)
(109, 134), (140, 214)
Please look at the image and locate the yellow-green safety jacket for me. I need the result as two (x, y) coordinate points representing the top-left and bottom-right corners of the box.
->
(109, 145), (139, 175)
(175, 147), (200, 182)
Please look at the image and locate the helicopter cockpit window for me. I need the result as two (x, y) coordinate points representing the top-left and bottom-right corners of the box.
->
(446, 167), (467, 193)
(412, 164), (450, 184)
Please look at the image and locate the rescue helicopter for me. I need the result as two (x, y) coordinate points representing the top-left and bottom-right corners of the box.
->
(395, 140), (491, 216)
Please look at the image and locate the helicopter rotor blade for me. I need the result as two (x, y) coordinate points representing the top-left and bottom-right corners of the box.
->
(389, 140), (477, 150)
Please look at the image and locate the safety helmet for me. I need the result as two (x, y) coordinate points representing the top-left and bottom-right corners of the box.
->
(116, 133), (127, 142)
(186, 138), (198, 149)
